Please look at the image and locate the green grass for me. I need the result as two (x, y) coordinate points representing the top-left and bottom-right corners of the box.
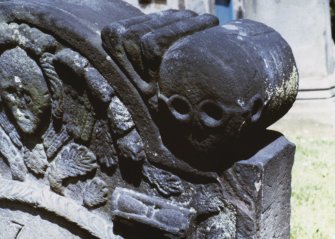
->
(289, 136), (335, 239)
(270, 116), (335, 239)
(267, 97), (335, 238)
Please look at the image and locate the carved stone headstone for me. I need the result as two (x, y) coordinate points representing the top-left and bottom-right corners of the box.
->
(0, 1), (298, 238)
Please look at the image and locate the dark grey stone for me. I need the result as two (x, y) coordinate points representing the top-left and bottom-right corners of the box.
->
(221, 134), (295, 238)
(111, 187), (196, 238)
(0, 1), (298, 238)
(0, 47), (51, 135)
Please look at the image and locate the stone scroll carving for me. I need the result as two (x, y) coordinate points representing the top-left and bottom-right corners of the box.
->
(0, 1), (298, 238)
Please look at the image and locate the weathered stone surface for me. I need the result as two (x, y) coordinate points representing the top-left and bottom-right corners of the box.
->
(0, 110), (22, 148)
(23, 144), (49, 176)
(84, 67), (115, 104)
(83, 177), (108, 208)
(143, 163), (184, 197)
(0, 208), (82, 239)
(0, 47), (51, 135)
(40, 52), (64, 120)
(0, 178), (117, 239)
(48, 143), (97, 195)
(0, 127), (27, 181)
(90, 120), (119, 169)
(117, 129), (146, 163)
(111, 187), (196, 238)
(43, 124), (70, 159)
(0, 1), (298, 238)
(221, 134), (295, 238)
(108, 96), (135, 136)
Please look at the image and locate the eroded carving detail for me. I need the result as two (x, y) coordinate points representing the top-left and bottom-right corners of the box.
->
(40, 52), (64, 120)
(13, 221), (24, 239)
(90, 120), (118, 169)
(0, 47), (51, 135)
(102, 11), (299, 170)
(47, 143), (97, 195)
(0, 127), (27, 181)
(0, 110), (22, 148)
(117, 129), (146, 163)
(107, 96), (134, 136)
(0, 178), (118, 239)
(23, 144), (49, 176)
(111, 187), (195, 238)
(0, 23), (57, 56)
(0, 2), (297, 238)
(43, 124), (71, 159)
(63, 86), (95, 142)
(143, 164), (183, 197)
(83, 177), (108, 208)
(0, 19), (148, 239)
(84, 67), (114, 104)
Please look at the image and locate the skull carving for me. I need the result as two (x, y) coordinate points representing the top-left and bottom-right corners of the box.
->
(0, 47), (51, 135)
(156, 21), (298, 159)
(102, 15), (298, 168)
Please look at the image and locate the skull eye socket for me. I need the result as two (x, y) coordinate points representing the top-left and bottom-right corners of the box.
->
(199, 101), (224, 128)
(171, 96), (190, 115)
(167, 95), (192, 122)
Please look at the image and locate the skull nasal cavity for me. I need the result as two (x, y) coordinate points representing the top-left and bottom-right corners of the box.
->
(252, 98), (263, 115)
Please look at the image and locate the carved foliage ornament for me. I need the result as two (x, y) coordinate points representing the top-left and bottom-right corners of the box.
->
(0, 22), (147, 238)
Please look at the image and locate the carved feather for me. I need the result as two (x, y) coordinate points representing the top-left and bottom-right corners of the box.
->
(47, 143), (97, 195)
(0, 111), (22, 148)
(143, 164), (183, 197)
(83, 177), (108, 208)
(0, 127), (27, 181)
(43, 124), (70, 159)
(23, 144), (49, 176)
(90, 120), (118, 169)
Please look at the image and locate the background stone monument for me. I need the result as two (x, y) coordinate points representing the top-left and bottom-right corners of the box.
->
(0, 0), (298, 238)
